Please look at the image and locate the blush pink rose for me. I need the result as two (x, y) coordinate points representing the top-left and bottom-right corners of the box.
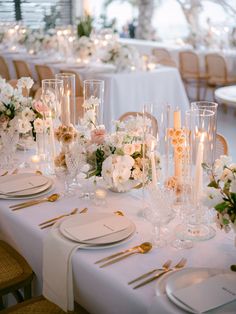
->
(33, 101), (49, 113)
(91, 128), (106, 144)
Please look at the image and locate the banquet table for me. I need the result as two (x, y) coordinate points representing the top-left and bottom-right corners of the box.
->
(1, 51), (189, 130)
(0, 163), (235, 314)
(119, 38), (236, 77)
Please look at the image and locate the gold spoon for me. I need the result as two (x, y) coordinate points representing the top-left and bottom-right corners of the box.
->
(10, 193), (60, 211)
(114, 210), (124, 216)
(99, 242), (152, 268)
(1, 171), (8, 176)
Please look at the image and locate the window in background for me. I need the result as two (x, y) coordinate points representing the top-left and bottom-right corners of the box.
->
(0, 0), (73, 28)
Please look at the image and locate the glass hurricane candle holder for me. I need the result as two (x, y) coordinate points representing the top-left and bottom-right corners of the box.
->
(55, 73), (75, 127)
(176, 108), (216, 241)
(83, 79), (104, 129)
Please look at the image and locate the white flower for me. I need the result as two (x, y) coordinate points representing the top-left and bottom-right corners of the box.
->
(230, 179), (236, 193)
(202, 186), (223, 209)
(18, 119), (32, 134)
(83, 96), (100, 110)
(83, 109), (96, 125)
(21, 107), (35, 122)
(214, 155), (232, 180)
(17, 77), (34, 90)
(33, 118), (44, 133)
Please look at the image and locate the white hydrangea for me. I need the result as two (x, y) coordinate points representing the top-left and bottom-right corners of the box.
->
(17, 77), (34, 90)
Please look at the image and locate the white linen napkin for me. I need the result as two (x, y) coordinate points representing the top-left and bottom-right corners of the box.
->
(43, 224), (84, 312)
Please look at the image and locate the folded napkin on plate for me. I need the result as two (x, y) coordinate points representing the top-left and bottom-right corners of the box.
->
(0, 176), (48, 194)
(64, 216), (130, 241)
(172, 274), (236, 313)
(43, 224), (84, 312)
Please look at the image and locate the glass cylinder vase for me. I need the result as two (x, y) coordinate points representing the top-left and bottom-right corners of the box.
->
(83, 79), (104, 129)
(55, 73), (75, 127)
(183, 108), (216, 241)
(41, 79), (64, 171)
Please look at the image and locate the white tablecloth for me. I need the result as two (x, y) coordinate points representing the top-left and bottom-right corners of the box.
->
(119, 38), (236, 77)
(1, 51), (189, 130)
(0, 171), (235, 314)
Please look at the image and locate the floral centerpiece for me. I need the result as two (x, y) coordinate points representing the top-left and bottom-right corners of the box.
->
(0, 77), (47, 138)
(74, 36), (95, 61)
(101, 42), (141, 72)
(203, 155), (236, 235)
(84, 117), (160, 192)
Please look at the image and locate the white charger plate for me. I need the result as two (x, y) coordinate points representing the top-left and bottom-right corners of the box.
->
(164, 267), (236, 313)
(59, 212), (136, 246)
(0, 173), (53, 199)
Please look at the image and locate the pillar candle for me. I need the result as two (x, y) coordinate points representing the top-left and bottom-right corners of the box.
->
(173, 108), (182, 179)
(61, 91), (70, 126)
(48, 113), (56, 160)
(150, 140), (158, 186)
(194, 132), (205, 206)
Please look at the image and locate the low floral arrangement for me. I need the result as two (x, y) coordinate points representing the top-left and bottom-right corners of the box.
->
(101, 42), (141, 72)
(0, 77), (47, 137)
(74, 36), (95, 61)
(84, 117), (160, 192)
(203, 155), (236, 234)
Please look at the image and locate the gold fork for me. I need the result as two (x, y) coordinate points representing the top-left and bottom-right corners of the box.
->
(133, 258), (187, 289)
(40, 207), (88, 229)
(128, 259), (172, 285)
(0, 171), (8, 176)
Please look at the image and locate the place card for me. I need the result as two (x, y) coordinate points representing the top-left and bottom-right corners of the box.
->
(63, 216), (130, 241)
(172, 274), (236, 313)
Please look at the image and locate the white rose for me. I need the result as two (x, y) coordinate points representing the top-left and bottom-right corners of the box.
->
(33, 118), (44, 133)
(18, 119), (32, 134)
(21, 107), (36, 122)
(202, 186), (223, 209)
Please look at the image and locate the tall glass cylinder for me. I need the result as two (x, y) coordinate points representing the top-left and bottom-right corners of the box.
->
(191, 101), (218, 162)
(184, 108), (216, 240)
(55, 73), (75, 126)
(83, 80), (104, 128)
(41, 79), (63, 168)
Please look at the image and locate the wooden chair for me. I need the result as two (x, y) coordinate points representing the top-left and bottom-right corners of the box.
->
(8, 79), (28, 97)
(0, 241), (34, 310)
(179, 51), (207, 101)
(12, 60), (40, 96)
(215, 133), (229, 159)
(0, 56), (11, 80)
(119, 111), (158, 137)
(205, 53), (236, 100)
(13, 60), (32, 79)
(60, 70), (83, 97)
(34, 87), (42, 100)
(35, 65), (54, 83)
(152, 48), (177, 67)
(1, 296), (68, 313)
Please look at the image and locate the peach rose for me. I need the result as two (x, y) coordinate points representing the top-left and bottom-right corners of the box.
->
(91, 128), (106, 144)
(33, 101), (49, 113)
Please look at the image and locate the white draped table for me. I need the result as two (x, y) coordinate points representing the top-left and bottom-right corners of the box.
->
(2, 51), (189, 130)
(0, 170), (235, 314)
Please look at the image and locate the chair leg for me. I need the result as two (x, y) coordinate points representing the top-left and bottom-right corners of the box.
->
(0, 296), (4, 310)
(24, 283), (32, 300)
(12, 290), (24, 303)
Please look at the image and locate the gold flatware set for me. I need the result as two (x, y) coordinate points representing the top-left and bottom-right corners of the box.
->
(39, 207), (88, 229)
(132, 258), (187, 289)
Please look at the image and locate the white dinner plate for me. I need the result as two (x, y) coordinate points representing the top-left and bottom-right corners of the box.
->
(0, 173), (53, 199)
(164, 267), (236, 313)
(59, 212), (136, 246)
